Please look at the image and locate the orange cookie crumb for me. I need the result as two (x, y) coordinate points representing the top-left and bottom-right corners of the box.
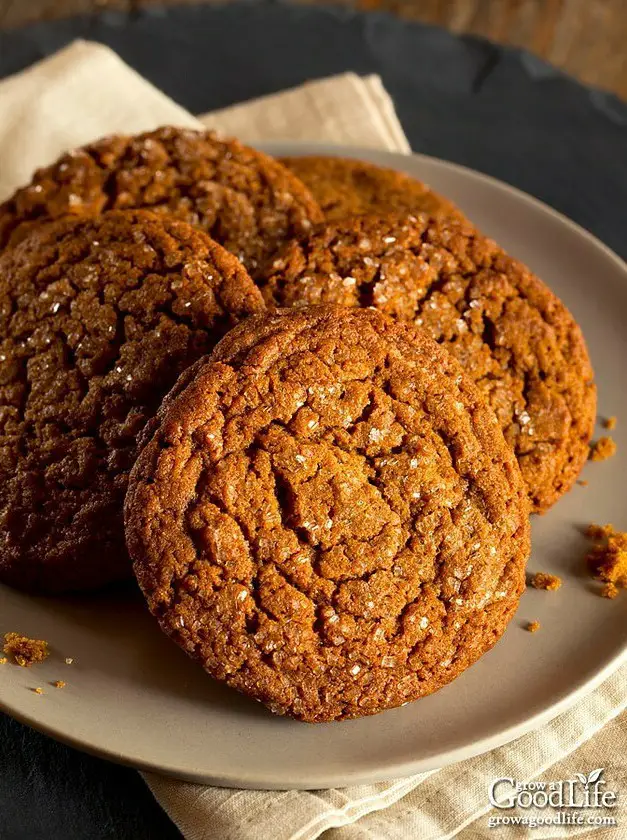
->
(526, 621), (541, 632)
(32, 687), (43, 695)
(586, 524), (627, 596)
(603, 416), (617, 430)
(0, 658), (7, 665)
(590, 436), (617, 462)
(3, 632), (49, 667)
(52, 680), (66, 689)
(586, 523), (608, 540)
(530, 572), (562, 591)
(577, 479), (589, 487)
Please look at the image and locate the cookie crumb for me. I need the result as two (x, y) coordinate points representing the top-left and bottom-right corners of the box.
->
(586, 523), (607, 540)
(3, 632), (50, 667)
(32, 687), (44, 695)
(526, 621), (541, 632)
(65, 657), (74, 665)
(603, 416), (617, 430)
(530, 572), (562, 591)
(586, 524), (627, 596)
(589, 436), (617, 462)
(52, 680), (66, 689)
(0, 658), (7, 665)
(577, 479), (588, 487)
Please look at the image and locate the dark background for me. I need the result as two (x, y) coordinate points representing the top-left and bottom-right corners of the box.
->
(1, 0), (627, 102)
(1, 5), (626, 839)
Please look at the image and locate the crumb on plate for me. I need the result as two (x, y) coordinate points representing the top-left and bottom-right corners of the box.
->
(52, 680), (66, 689)
(3, 632), (50, 667)
(65, 657), (73, 665)
(526, 621), (540, 633)
(577, 479), (588, 487)
(32, 687), (43, 695)
(603, 416), (617, 430)
(586, 524), (627, 596)
(589, 436), (617, 462)
(530, 572), (562, 591)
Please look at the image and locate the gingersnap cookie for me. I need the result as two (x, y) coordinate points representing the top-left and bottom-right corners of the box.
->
(125, 306), (530, 723)
(262, 215), (596, 513)
(0, 127), (324, 277)
(280, 155), (464, 223)
(0, 209), (265, 593)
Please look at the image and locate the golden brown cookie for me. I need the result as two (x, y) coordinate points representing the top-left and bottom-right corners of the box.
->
(0, 127), (324, 278)
(0, 210), (265, 593)
(261, 215), (596, 512)
(280, 155), (464, 223)
(125, 306), (530, 723)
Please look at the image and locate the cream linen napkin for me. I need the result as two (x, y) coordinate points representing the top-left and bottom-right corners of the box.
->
(0, 39), (625, 840)
(198, 74), (410, 152)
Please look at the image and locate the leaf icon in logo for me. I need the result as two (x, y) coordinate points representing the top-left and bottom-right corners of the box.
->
(575, 773), (588, 787)
(588, 768), (604, 785)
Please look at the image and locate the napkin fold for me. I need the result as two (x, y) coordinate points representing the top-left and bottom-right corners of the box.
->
(0, 38), (624, 840)
(199, 73), (410, 152)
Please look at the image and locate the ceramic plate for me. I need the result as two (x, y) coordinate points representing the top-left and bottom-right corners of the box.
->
(1, 143), (626, 790)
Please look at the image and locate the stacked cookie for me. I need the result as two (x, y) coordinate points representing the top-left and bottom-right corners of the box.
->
(0, 128), (595, 722)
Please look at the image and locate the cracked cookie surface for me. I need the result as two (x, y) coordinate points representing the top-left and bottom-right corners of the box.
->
(0, 127), (324, 278)
(261, 215), (596, 512)
(280, 156), (464, 223)
(0, 209), (265, 593)
(126, 306), (530, 722)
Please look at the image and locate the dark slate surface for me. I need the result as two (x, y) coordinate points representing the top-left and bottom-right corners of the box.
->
(0, 5), (625, 838)
(0, 714), (181, 839)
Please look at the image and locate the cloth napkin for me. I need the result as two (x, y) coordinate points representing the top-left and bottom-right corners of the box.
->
(0, 39), (625, 840)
